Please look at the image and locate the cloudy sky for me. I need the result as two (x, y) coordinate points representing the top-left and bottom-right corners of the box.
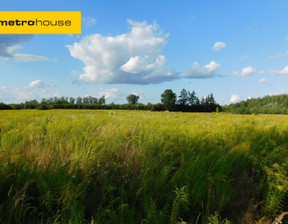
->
(1, 0), (288, 104)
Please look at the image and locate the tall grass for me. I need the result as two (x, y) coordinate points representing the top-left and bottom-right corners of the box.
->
(0, 110), (288, 223)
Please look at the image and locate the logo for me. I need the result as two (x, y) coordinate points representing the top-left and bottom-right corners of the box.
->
(0, 11), (81, 34)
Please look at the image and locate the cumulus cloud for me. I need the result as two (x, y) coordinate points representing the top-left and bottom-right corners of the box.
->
(230, 94), (240, 103)
(232, 66), (263, 77)
(271, 66), (288, 75)
(67, 20), (179, 84)
(0, 35), (47, 62)
(259, 78), (267, 84)
(1, 86), (6, 90)
(121, 55), (166, 74)
(212, 41), (227, 51)
(180, 61), (221, 78)
(26, 80), (56, 89)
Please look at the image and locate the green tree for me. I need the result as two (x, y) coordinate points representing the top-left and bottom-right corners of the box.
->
(127, 94), (139, 104)
(161, 89), (176, 111)
(76, 96), (82, 104)
(187, 91), (199, 106)
(69, 97), (75, 104)
(99, 95), (106, 105)
(178, 89), (189, 105)
(207, 93), (216, 105)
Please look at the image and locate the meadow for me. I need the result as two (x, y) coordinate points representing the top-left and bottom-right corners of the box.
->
(1, 110), (288, 223)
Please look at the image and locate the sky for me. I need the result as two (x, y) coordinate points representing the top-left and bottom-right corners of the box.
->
(1, 0), (288, 105)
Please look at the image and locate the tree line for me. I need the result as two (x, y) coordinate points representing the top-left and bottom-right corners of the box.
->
(0, 89), (221, 112)
(223, 94), (288, 114)
(160, 89), (220, 112)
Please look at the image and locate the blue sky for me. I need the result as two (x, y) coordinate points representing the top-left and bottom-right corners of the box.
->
(1, 0), (288, 105)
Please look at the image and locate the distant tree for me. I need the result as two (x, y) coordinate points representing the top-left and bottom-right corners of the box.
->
(178, 89), (189, 105)
(146, 102), (153, 110)
(38, 104), (49, 110)
(207, 93), (216, 105)
(91, 97), (98, 104)
(46, 97), (53, 104)
(60, 96), (68, 104)
(151, 103), (165, 111)
(188, 91), (199, 106)
(161, 89), (176, 111)
(201, 96), (207, 105)
(127, 94), (139, 104)
(0, 102), (12, 110)
(24, 100), (39, 109)
(99, 95), (106, 105)
(53, 96), (58, 104)
(41, 98), (47, 104)
(69, 97), (75, 105)
(83, 96), (89, 105)
(76, 96), (82, 104)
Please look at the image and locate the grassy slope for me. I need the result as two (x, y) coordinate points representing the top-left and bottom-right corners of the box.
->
(1, 110), (288, 223)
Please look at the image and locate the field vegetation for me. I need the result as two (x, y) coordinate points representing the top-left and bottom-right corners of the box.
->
(1, 110), (288, 223)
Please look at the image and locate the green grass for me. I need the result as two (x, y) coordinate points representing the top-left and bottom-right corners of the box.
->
(1, 110), (288, 223)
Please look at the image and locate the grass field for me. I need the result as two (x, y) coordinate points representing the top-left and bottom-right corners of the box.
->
(1, 110), (288, 223)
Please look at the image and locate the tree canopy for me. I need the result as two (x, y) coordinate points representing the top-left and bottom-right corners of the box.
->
(161, 89), (177, 111)
(224, 94), (288, 114)
(126, 94), (140, 104)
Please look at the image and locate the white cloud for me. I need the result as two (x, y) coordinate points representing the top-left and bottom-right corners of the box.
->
(121, 55), (166, 74)
(67, 20), (178, 84)
(0, 35), (47, 62)
(271, 65), (288, 75)
(230, 94), (240, 103)
(268, 53), (284, 59)
(12, 53), (47, 62)
(26, 80), (56, 89)
(232, 66), (262, 77)
(92, 88), (119, 99)
(0, 35), (33, 57)
(181, 61), (220, 78)
(259, 78), (267, 84)
(0, 87), (42, 103)
(130, 89), (145, 99)
(269, 89), (288, 96)
(212, 41), (227, 51)
(84, 17), (97, 26)
(1, 86), (6, 90)
(90, 88), (147, 103)
(29, 80), (44, 88)
(241, 55), (249, 59)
